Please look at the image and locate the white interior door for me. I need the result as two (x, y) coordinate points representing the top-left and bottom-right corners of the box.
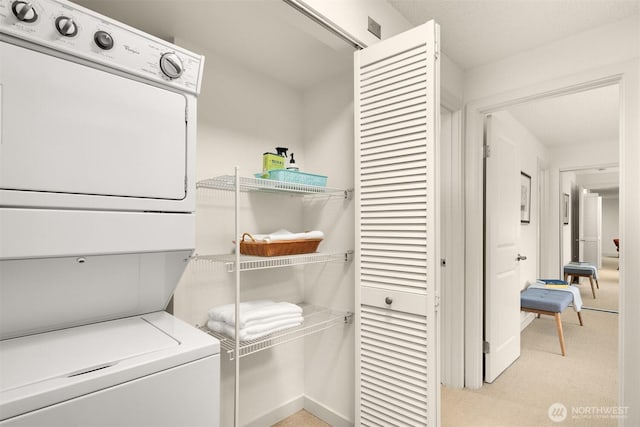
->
(355, 21), (440, 426)
(484, 115), (521, 383)
(580, 192), (602, 267)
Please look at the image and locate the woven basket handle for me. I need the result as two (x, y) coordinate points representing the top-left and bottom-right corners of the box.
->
(241, 232), (256, 242)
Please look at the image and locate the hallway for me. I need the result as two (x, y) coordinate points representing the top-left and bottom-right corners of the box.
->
(442, 257), (619, 426)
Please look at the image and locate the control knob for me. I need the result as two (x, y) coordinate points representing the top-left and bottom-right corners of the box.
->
(94, 30), (114, 50)
(159, 52), (184, 79)
(12, 1), (38, 23)
(55, 16), (78, 37)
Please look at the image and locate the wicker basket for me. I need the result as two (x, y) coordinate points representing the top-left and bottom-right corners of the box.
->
(239, 232), (322, 257)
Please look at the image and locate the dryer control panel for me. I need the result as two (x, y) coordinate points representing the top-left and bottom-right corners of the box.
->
(0, 0), (204, 95)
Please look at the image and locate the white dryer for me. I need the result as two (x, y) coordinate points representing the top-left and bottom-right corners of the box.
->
(0, 0), (219, 425)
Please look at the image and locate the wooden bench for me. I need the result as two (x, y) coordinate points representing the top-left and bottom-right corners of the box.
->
(521, 288), (583, 356)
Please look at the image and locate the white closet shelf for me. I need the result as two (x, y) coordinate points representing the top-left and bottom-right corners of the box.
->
(191, 250), (353, 272)
(197, 175), (352, 199)
(199, 304), (353, 360)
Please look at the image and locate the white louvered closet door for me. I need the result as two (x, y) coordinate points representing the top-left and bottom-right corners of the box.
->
(355, 21), (440, 427)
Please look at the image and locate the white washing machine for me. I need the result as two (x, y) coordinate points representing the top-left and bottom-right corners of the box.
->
(0, 0), (220, 425)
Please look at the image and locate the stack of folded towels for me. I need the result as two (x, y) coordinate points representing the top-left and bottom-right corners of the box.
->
(248, 229), (324, 242)
(207, 300), (303, 342)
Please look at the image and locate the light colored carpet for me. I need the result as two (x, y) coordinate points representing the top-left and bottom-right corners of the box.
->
(442, 258), (620, 427)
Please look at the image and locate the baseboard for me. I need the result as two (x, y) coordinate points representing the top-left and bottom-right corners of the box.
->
(521, 312), (536, 331)
(244, 395), (354, 427)
(304, 395), (354, 427)
(244, 396), (304, 427)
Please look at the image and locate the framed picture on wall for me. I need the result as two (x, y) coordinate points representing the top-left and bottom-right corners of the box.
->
(520, 172), (531, 224)
(563, 193), (570, 225)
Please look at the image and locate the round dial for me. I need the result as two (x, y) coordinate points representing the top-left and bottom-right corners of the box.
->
(11, 1), (38, 23)
(159, 52), (184, 79)
(55, 16), (78, 37)
(94, 30), (114, 50)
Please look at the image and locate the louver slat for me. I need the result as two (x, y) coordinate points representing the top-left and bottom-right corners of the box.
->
(356, 21), (438, 427)
(360, 306), (429, 426)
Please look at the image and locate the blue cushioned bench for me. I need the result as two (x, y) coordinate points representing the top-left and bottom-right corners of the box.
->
(563, 262), (599, 298)
(521, 288), (583, 356)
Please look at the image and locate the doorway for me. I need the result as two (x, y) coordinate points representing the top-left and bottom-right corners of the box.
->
(559, 165), (620, 313)
(482, 83), (620, 380)
(463, 75), (624, 390)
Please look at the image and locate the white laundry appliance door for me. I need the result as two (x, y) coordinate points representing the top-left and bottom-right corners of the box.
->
(483, 115), (521, 383)
(0, 41), (187, 203)
(0, 312), (220, 427)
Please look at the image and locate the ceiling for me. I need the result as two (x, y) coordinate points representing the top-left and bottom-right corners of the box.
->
(388, 0), (639, 71)
(506, 84), (620, 148)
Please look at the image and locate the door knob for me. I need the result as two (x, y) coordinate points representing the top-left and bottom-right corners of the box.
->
(385, 297), (393, 305)
(516, 254), (527, 261)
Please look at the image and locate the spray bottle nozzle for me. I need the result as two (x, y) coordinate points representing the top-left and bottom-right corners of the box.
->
(276, 147), (288, 157)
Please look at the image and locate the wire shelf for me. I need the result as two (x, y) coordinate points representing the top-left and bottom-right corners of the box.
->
(191, 250), (353, 272)
(199, 304), (353, 360)
(197, 175), (352, 199)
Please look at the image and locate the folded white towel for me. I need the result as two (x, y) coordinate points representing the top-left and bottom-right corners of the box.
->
(207, 300), (273, 326)
(207, 316), (303, 341)
(208, 300), (303, 328)
(247, 229), (324, 242)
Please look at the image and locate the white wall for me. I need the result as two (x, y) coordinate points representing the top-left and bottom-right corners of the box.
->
(173, 41), (307, 427)
(491, 112), (549, 289)
(464, 15), (639, 102)
(601, 197), (620, 257)
(301, 71), (356, 425)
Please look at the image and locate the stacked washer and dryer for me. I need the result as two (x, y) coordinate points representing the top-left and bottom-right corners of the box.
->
(0, 0), (220, 425)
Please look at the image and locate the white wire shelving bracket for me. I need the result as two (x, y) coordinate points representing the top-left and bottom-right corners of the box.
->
(191, 250), (353, 273)
(199, 304), (353, 360)
(197, 174), (353, 200)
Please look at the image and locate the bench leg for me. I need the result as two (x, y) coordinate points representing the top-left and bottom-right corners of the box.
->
(588, 276), (596, 298)
(595, 278), (600, 289)
(554, 313), (566, 356)
(577, 311), (583, 326)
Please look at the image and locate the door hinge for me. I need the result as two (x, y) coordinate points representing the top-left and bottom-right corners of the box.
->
(483, 145), (491, 159)
(483, 341), (490, 354)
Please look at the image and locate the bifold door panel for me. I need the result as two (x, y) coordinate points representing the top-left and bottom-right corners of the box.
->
(355, 21), (440, 426)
